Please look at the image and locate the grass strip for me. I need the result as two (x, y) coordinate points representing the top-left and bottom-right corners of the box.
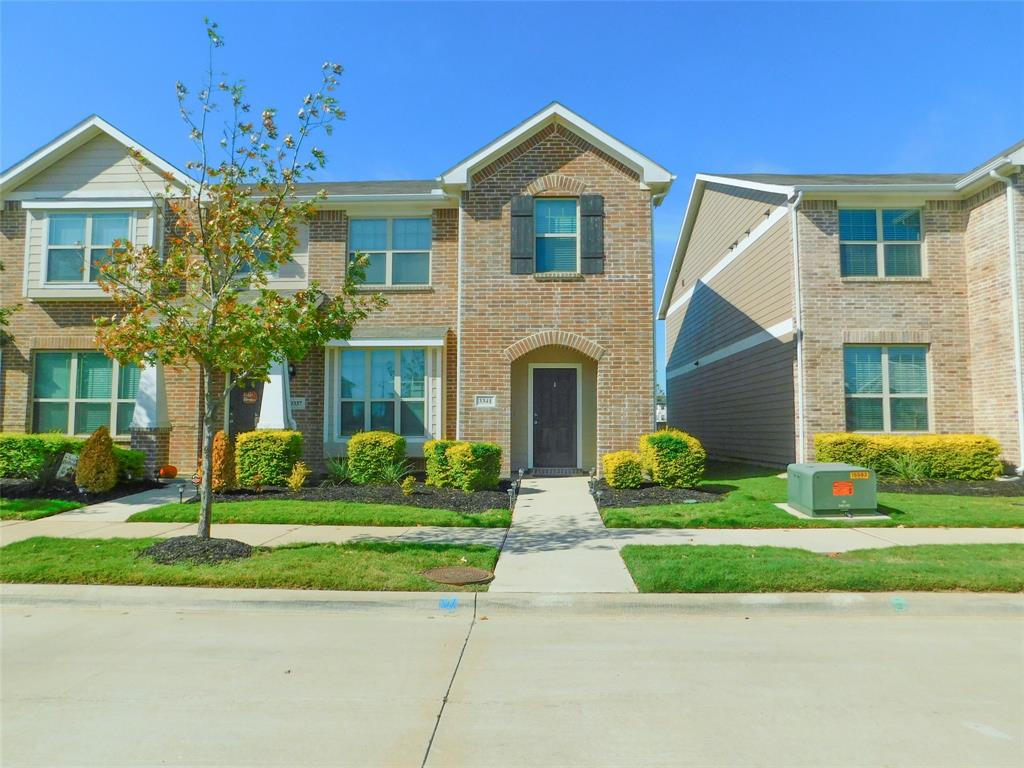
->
(0, 498), (84, 520)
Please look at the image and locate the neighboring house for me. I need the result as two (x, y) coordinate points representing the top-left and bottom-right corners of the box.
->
(0, 103), (673, 476)
(659, 141), (1024, 472)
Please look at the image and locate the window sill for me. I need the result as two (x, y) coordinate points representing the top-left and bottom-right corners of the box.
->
(355, 285), (434, 293)
(533, 272), (584, 282)
(840, 277), (930, 284)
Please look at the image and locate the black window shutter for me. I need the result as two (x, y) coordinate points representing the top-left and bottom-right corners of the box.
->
(510, 195), (535, 274)
(580, 194), (604, 274)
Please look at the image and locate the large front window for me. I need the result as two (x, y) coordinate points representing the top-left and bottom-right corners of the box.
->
(46, 212), (131, 283)
(839, 208), (922, 277)
(534, 198), (578, 272)
(844, 345), (929, 432)
(348, 218), (431, 286)
(33, 352), (140, 436)
(338, 348), (426, 437)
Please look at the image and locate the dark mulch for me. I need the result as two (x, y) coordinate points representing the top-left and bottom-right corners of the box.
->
(141, 536), (254, 565)
(0, 477), (162, 504)
(879, 477), (1024, 497)
(190, 478), (516, 513)
(594, 479), (722, 508)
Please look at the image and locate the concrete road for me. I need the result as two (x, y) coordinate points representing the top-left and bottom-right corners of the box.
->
(2, 586), (1022, 768)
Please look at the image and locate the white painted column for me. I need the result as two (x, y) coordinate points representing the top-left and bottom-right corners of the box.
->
(256, 358), (295, 430)
(131, 360), (170, 429)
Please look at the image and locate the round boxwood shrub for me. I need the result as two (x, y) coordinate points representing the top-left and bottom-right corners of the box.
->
(639, 429), (706, 489)
(76, 426), (119, 493)
(603, 450), (644, 489)
(347, 431), (406, 485)
(236, 430), (303, 487)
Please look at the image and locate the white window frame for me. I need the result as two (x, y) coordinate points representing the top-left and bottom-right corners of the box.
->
(348, 217), (432, 287)
(534, 197), (580, 273)
(838, 208), (924, 278)
(844, 344), (932, 433)
(32, 351), (139, 438)
(335, 347), (429, 439)
(43, 210), (135, 285)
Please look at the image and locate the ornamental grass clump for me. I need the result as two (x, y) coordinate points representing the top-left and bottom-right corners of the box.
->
(639, 429), (706, 489)
(76, 426), (119, 493)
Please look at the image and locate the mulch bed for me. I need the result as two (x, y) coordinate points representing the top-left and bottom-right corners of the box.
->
(878, 477), (1024, 497)
(141, 536), (253, 565)
(189, 478), (515, 513)
(0, 477), (162, 504)
(593, 479), (721, 508)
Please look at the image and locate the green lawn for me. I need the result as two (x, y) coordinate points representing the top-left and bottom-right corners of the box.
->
(621, 544), (1024, 593)
(0, 537), (500, 592)
(0, 498), (84, 521)
(130, 500), (511, 528)
(601, 462), (1024, 528)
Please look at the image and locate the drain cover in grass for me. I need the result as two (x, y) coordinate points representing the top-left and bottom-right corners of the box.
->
(422, 567), (494, 585)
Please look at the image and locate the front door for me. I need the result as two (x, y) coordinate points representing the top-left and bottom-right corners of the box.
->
(532, 367), (577, 468)
(228, 378), (264, 437)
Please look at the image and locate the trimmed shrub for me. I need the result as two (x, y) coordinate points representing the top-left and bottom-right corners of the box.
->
(447, 441), (502, 491)
(347, 431), (406, 485)
(0, 433), (81, 478)
(112, 446), (146, 481)
(236, 430), (303, 486)
(210, 430), (236, 492)
(424, 439), (459, 488)
(814, 433), (1002, 481)
(76, 427), (119, 493)
(287, 461), (311, 492)
(639, 429), (706, 489)
(603, 450), (644, 489)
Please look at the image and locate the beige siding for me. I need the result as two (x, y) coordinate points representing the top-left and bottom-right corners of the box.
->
(266, 222), (309, 290)
(17, 134), (169, 196)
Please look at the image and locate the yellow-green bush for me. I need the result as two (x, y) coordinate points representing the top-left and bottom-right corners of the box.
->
(76, 426), (119, 493)
(639, 429), (706, 489)
(0, 433), (142, 480)
(603, 450), (644, 489)
(286, 460), (311, 492)
(814, 433), (1002, 481)
(447, 441), (502, 491)
(424, 439), (459, 488)
(236, 430), (303, 486)
(347, 431), (406, 485)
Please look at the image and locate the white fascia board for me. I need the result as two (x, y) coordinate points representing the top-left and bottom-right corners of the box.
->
(311, 192), (450, 205)
(326, 338), (445, 348)
(694, 173), (794, 197)
(0, 115), (196, 197)
(795, 182), (957, 194)
(440, 102), (673, 189)
(22, 199), (158, 209)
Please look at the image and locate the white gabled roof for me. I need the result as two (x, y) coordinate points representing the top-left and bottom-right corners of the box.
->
(439, 102), (674, 195)
(0, 114), (196, 198)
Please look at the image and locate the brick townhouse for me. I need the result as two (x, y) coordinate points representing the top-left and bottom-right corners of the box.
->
(659, 140), (1024, 472)
(0, 103), (674, 476)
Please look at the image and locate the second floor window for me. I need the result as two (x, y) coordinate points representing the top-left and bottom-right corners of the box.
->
(349, 217), (431, 286)
(839, 208), (922, 277)
(535, 199), (579, 272)
(46, 212), (131, 284)
(844, 345), (929, 432)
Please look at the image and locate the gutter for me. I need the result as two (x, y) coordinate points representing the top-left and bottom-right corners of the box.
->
(989, 169), (1024, 474)
(788, 190), (807, 463)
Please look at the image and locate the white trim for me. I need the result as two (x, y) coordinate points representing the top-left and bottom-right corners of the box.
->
(456, 198), (465, 440)
(664, 204), (789, 317)
(534, 197), (581, 273)
(666, 319), (795, 380)
(22, 199), (157, 210)
(694, 173), (794, 196)
(837, 207), (925, 278)
(41, 209), (135, 287)
(844, 345), (932, 434)
(326, 337), (444, 348)
(789, 192), (807, 463)
(440, 102), (673, 191)
(0, 115), (195, 197)
(347, 215), (432, 288)
(527, 363), (583, 469)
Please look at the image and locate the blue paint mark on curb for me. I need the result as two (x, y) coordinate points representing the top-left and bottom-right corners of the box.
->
(439, 597), (459, 612)
(890, 596), (908, 613)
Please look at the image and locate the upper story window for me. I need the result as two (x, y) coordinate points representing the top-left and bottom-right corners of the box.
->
(32, 351), (140, 437)
(337, 348), (426, 437)
(839, 208), (922, 277)
(844, 345), (929, 432)
(349, 217), (431, 286)
(535, 198), (579, 272)
(46, 212), (131, 284)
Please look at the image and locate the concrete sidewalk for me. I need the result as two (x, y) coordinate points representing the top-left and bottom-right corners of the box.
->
(51, 481), (193, 522)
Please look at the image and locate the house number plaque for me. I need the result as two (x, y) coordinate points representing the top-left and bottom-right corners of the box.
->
(474, 394), (497, 408)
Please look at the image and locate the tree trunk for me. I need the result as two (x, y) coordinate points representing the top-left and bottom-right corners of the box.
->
(197, 365), (217, 539)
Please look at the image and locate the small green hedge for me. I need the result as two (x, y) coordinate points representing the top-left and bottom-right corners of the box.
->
(424, 439), (501, 491)
(0, 433), (145, 480)
(639, 429), (706, 489)
(347, 431), (406, 485)
(236, 430), (304, 486)
(603, 450), (644, 489)
(815, 433), (1003, 481)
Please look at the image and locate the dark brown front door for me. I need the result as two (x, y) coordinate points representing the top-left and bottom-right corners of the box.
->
(532, 368), (577, 468)
(228, 379), (263, 437)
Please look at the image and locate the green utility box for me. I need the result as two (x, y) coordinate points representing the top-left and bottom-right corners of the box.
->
(787, 462), (877, 517)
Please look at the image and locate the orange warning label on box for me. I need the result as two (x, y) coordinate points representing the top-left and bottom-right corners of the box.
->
(849, 471), (870, 480)
(832, 481), (854, 496)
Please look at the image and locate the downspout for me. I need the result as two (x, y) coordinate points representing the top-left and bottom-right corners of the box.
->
(990, 169), (1024, 474)
(455, 195), (465, 441)
(788, 190), (807, 463)
(650, 200), (657, 434)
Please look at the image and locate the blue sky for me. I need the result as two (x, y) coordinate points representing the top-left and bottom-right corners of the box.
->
(2, 1), (1021, 385)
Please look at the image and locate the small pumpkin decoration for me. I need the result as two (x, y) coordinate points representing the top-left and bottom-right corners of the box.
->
(158, 465), (178, 479)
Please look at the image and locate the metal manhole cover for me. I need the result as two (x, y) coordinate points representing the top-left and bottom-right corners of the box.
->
(422, 567), (495, 585)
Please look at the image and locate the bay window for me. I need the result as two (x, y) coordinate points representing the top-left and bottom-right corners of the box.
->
(844, 345), (929, 432)
(338, 348), (427, 437)
(46, 212), (132, 283)
(349, 218), (431, 286)
(839, 208), (922, 277)
(33, 352), (140, 437)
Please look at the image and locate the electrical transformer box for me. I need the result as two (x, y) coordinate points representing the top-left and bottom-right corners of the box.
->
(787, 463), (877, 516)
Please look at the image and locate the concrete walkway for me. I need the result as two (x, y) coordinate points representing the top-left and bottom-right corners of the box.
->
(52, 481), (193, 522)
(491, 476), (638, 593)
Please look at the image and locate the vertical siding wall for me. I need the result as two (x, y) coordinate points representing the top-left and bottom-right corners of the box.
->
(663, 185), (796, 465)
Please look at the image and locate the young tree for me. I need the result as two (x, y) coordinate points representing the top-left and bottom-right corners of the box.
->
(95, 20), (383, 539)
